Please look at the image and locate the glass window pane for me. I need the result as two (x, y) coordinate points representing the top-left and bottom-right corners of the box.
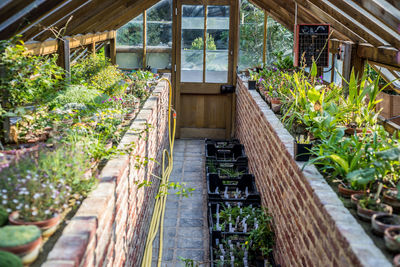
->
(181, 5), (204, 83)
(206, 5), (230, 83)
(147, 0), (172, 47)
(117, 14), (143, 47)
(265, 17), (294, 65)
(239, 0), (263, 71)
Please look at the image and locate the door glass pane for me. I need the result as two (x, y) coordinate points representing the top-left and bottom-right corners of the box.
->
(181, 5), (204, 83)
(206, 5), (230, 83)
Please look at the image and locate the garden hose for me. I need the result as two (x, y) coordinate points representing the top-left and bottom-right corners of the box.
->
(141, 77), (176, 267)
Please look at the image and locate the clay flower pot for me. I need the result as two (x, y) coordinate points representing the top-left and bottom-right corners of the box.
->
(372, 213), (400, 236)
(357, 203), (392, 222)
(271, 98), (282, 113)
(338, 184), (365, 199)
(384, 227), (400, 252)
(383, 189), (400, 213)
(350, 193), (368, 209)
(394, 254), (400, 267)
(9, 212), (61, 237)
(0, 225), (42, 265)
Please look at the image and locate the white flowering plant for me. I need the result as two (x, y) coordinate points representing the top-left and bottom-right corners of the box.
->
(0, 168), (71, 222)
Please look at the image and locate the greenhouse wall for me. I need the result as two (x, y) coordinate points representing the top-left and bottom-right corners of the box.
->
(235, 77), (390, 267)
(42, 78), (170, 267)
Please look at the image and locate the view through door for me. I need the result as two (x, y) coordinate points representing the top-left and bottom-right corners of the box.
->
(175, 0), (237, 139)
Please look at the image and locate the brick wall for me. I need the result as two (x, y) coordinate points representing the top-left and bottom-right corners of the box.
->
(42, 76), (171, 267)
(235, 77), (390, 267)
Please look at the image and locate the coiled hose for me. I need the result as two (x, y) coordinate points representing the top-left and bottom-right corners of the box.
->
(141, 77), (176, 267)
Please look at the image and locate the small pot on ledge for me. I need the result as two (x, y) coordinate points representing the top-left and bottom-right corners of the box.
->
(372, 213), (400, 236)
(357, 202), (392, 222)
(248, 80), (256, 90)
(384, 226), (400, 252)
(9, 211), (61, 238)
(383, 189), (400, 213)
(294, 141), (313, 161)
(271, 98), (282, 113)
(350, 193), (368, 208)
(338, 184), (366, 198)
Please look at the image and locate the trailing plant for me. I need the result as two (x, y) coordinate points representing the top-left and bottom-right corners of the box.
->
(0, 225), (41, 247)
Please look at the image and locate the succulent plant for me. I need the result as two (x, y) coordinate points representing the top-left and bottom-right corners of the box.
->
(0, 207), (8, 226)
(0, 251), (22, 267)
(0, 225), (41, 248)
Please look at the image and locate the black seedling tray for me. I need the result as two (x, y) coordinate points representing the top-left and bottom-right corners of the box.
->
(206, 143), (248, 165)
(205, 139), (241, 149)
(208, 202), (261, 234)
(206, 160), (249, 178)
(207, 173), (261, 202)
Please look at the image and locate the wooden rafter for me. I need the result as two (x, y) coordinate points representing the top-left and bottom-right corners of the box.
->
(0, 0), (34, 24)
(19, 0), (92, 42)
(24, 31), (116, 55)
(351, 0), (400, 34)
(327, 0), (400, 49)
(0, 0), (66, 40)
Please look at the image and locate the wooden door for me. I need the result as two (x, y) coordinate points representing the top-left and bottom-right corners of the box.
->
(173, 0), (238, 139)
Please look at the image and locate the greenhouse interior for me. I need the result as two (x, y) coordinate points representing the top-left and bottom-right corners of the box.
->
(0, 0), (400, 266)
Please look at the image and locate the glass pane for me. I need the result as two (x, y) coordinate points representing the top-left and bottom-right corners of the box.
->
(239, 0), (263, 70)
(181, 5), (204, 83)
(147, 0), (172, 47)
(116, 14), (143, 47)
(265, 17), (293, 66)
(206, 5), (230, 83)
(146, 52), (171, 69)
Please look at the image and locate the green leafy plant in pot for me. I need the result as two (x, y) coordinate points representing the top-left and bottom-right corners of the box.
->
(0, 251), (23, 267)
(0, 225), (41, 265)
(294, 135), (312, 161)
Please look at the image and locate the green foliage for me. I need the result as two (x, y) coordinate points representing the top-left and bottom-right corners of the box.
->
(0, 251), (23, 267)
(190, 33), (217, 50)
(52, 85), (100, 108)
(0, 225), (41, 247)
(0, 37), (65, 108)
(0, 207), (8, 226)
(246, 209), (274, 257)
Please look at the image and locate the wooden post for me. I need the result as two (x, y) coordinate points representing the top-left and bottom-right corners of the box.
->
(342, 42), (352, 92)
(143, 10), (147, 69)
(263, 11), (268, 66)
(330, 53), (335, 83)
(110, 38), (116, 65)
(351, 43), (365, 80)
(89, 42), (96, 55)
(105, 42), (110, 59)
(57, 38), (70, 79)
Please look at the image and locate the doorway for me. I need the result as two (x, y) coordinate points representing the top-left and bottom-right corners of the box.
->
(174, 0), (238, 139)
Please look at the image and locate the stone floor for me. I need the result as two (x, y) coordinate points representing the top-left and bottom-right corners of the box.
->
(152, 139), (209, 267)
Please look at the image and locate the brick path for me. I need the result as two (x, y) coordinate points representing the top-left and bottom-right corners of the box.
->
(152, 139), (209, 267)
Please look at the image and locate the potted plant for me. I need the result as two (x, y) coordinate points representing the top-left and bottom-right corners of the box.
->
(0, 250), (23, 267)
(372, 213), (400, 236)
(384, 226), (400, 252)
(248, 70), (258, 90)
(0, 225), (42, 265)
(383, 184), (400, 212)
(294, 135), (313, 161)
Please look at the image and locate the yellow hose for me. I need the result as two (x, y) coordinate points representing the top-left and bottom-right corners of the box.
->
(141, 77), (176, 267)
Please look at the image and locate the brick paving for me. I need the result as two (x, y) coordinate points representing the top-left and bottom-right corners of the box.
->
(152, 139), (209, 267)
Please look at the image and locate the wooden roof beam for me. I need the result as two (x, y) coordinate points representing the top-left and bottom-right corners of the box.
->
(19, 0), (92, 41)
(24, 30), (116, 55)
(0, 0), (34, 24)
(304, 0), (385, 47)
(327, 0), (400, 49)
(357, 43), (400, 68)
(98, 0), (160, 31)
(0, 0), (66, 40)
(351, 0), (400, 34)
(34, 0), (119, 42)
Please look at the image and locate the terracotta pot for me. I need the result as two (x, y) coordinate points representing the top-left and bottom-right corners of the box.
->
(384, 226), (400, 252)
(271, 98), (282, 113)
(338, 184), (366, 198)
(9, 212), (61, 237)
(383, 189), (400, 212)
(394, 254), (400, 267)
(350, 193), (367, 208)
(372, 213), (400, 236)
(357, 203), (392, 222)
(344, 127), (363, 135)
